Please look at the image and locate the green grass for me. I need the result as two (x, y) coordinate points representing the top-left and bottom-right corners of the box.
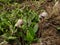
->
(0, 5), (39, 45)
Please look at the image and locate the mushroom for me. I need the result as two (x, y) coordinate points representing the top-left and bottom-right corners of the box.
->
(15, 19), (23, 27)
(39, 11), (48, 19)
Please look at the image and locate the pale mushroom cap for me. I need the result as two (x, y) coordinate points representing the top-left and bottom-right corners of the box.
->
(15, 19), (23, 27)
(39, 11), (48, 18)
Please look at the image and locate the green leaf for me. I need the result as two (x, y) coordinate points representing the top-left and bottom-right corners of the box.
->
(57, 27), (60, 30)
(25, 30), (34, 42)
(8, 36), (17, 40)
(33, 24), (38, 33)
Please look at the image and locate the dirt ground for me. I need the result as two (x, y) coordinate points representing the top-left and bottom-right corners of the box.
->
(31, 1), (60, 45)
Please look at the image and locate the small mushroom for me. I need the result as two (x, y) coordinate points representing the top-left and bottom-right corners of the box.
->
(39, 11), (48, 19)
(15, 19), (23, 27)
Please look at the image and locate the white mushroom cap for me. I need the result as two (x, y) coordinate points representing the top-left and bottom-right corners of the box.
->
(15, 19), (23, 27)
(39, 11), (48, 19)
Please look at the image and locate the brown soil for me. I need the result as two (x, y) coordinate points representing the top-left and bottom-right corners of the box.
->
(31, 1), (60, 45)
